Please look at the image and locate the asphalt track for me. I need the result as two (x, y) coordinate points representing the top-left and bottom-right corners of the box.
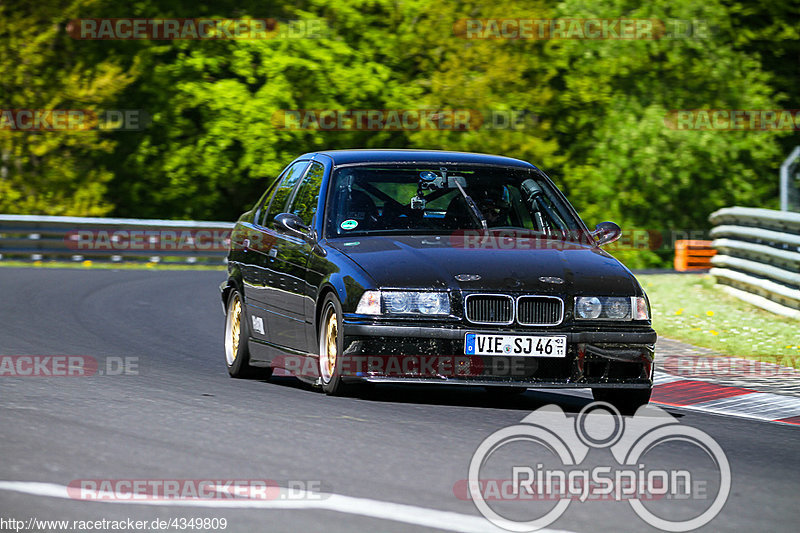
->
(0, 268), (797, 532)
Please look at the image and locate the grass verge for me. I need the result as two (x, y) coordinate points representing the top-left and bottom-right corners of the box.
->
(638, 273), (799, 369)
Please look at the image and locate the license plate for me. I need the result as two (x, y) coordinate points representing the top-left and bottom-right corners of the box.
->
(464, 333), (567, 357)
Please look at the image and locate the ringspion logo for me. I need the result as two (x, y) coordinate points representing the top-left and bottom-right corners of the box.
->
(463, 403), (730, 531)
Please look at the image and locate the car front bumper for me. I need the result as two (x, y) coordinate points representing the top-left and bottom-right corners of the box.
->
(340, 320), (656, 389)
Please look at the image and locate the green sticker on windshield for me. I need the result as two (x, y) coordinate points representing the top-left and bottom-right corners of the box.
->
(340, 219), (358, 230)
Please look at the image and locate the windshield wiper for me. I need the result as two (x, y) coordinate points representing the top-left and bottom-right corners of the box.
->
(454, 180), (487, 230)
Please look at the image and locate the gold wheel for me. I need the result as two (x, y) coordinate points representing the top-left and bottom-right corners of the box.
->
(226, 293), (242, 366)
(319, 303), (339, 383)
(230, 297), (241, 359)
(318, 295), (350, 394)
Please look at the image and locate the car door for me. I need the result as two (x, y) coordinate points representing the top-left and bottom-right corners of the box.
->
(232, 168), (284, 331)
(267, 161), (326, 353)
(255, 161), (311, 349)
(244, 161), (309, 348)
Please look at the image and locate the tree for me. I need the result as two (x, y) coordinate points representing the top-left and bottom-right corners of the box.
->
(540, 0), (789, 266)
(0, 0), (136, 215)
(2, 0), (794, 271)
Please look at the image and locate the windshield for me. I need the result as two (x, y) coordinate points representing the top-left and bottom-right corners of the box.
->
(325, 164), (589, 240)
(326, 165), (585, 239)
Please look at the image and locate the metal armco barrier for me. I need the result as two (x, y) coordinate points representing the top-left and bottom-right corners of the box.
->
(709, 207), (800, 318)
(0, 214), (234, 264)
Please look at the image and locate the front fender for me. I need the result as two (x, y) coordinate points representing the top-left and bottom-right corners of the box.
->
(312, 244), (376, 316)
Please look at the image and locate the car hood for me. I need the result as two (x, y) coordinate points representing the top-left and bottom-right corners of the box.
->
(327, 235), (640, 296)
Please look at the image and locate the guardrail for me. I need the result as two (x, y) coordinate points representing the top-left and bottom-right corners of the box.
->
(0, 214), (234, 264)
(708, 207), (800, 319)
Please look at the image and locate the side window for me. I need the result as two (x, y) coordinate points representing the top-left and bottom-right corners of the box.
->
(288, 162), (325, 226)
(253, 176), (282, 219)
(262, 161), (310, 226)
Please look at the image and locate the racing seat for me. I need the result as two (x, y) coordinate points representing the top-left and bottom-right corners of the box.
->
(444, 196), (473, 229)
(340, 189), (379, 231)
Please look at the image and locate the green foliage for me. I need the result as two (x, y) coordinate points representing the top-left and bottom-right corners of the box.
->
(1, 0), (795, 269)
(641, 273), (800, 364)
(547, 0), (786, 226)
(0, 0), (136, 215)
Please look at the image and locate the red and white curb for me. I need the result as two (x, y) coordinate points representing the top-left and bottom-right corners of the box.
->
(652, 371), (800, 426)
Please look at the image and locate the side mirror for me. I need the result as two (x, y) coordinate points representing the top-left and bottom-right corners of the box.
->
(274, 213), (311, 239)
(592, 221), (621, 246)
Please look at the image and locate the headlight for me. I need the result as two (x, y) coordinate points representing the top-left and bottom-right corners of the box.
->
(356, 290), (450, 316)
(384, 292), (412, 314)
(605, 298), (629, 319)
(416, 292), (447, 315)
(574, 296), (649, 320)
(575, 296), (602, 319)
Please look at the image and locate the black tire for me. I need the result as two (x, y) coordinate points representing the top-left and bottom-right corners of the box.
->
(592, 387), (652, 415)
(318, 293), (349, 395)
(224, 289), (272, 379)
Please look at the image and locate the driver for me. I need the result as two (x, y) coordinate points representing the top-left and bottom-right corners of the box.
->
(470, 184), (511, 226)
(444, 182), (512, 228)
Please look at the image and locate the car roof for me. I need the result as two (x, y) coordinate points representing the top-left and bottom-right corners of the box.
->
(300, 149), (538, 170)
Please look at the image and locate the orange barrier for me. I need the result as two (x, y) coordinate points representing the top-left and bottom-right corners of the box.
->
(674, 240), (716, 271)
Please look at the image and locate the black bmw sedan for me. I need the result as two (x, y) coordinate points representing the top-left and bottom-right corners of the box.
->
(221, 149), (656, 411)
